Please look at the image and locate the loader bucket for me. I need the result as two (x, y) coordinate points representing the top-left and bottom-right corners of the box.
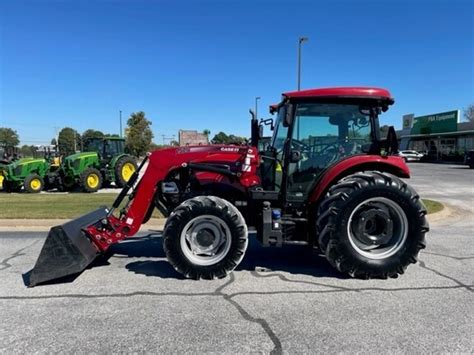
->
(24, 207), (108, 287)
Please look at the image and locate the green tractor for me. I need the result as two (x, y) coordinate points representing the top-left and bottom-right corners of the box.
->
(0, 157), (51, 193)
(58, 137), (138, 192)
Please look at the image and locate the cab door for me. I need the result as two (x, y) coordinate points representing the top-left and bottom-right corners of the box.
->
(285, 102), (372, 203)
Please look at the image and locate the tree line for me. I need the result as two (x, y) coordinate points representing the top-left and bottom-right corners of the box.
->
(0, 111), (155, 158)
(3, 103), (444, 158)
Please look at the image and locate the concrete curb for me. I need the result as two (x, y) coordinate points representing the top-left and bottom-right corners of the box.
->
(0, 218), (167, 232)
(0, 201), (454, 231)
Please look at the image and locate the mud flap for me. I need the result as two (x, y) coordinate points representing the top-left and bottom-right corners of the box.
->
(24, 207), (108, 287)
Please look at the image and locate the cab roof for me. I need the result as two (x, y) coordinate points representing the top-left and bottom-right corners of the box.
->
(283, 87), (394, 103)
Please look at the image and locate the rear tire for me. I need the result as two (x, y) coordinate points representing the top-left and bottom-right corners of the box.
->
(80, 168), (102, 193)
(316, 171), (429, 279)
(163, 196), (248, 280)
(24, 174), (44, 193)
(114, 156), (137, 188)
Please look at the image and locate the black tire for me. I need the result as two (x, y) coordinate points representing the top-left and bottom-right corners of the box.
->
(163, 196), (248, 280)
(80, 167), (103, 193)
(114, 156), (138, 188)
(316, 171), (429, 279)
(24, 174), (44, 193)
(3, 180), (20, 193)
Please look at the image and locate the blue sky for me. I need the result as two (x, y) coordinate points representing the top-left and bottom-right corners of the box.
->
(1, 0), (472, 145)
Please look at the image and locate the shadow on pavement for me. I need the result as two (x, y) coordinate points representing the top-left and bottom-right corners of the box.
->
(111, 232), (345, 280)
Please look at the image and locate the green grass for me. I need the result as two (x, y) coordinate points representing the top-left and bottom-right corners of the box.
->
(0, 193), (163, 219)
(0, 193), (443, 219)
(422, 199), (444, 214)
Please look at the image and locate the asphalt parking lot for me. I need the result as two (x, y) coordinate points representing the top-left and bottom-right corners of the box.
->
(0, 163), (472, 353)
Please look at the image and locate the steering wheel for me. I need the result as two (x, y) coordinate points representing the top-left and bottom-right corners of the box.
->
(291, 139), (312, 152)
(319, 142), (344, 155)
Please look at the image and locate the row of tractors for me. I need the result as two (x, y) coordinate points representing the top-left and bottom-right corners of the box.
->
(0, 137), (137, 193)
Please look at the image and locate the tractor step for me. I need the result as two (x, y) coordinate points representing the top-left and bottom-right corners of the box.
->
(24, 207), (108, 287)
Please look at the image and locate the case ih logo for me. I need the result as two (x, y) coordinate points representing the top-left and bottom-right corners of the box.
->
(220, 147), (240, 152)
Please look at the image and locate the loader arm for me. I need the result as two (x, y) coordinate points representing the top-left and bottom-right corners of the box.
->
(86, 146), (260, 252)
(85, 154), (163, 251)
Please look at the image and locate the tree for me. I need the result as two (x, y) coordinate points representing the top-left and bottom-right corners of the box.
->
(211, 131), (246, 145)
(0, 127), (20, 148)
(211, 131), (229, 144)
(19, 145), (36, 158)
(125, 111), (154, 157)
(464, 104), (474, 122)
(203, 129), (211, 137)
(58, 127), (78, 155)
(50, 138), (57, 146)
(82, 129), (104, 144)
(227, 134), (247, 145)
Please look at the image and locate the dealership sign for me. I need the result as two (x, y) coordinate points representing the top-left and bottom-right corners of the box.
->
(411, 110), (459, 135)
(402, 114), (414, 129)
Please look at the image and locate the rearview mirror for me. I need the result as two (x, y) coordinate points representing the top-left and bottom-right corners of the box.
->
(260, 118), (275, 131)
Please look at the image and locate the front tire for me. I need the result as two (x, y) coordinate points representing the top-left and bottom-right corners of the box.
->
(163, 196), (248, 280)
(316, 172), (429, 279)
(114, 156), (138, 188)
(80, 167), (102, 193)
(24, 174), (44, 193)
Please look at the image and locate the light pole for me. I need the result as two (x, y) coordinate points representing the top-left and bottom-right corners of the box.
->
(297, 36), (309, 91)
(255, 96), (261, 121)
(119, 110), (123, 137)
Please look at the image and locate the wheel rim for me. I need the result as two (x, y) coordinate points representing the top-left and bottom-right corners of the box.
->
(180, 215), (232, 266)
(87, 174), (99, 189)
(30, 178), (41, 191)
(347, 197), (408, 260)
(121, 163), (135, 182)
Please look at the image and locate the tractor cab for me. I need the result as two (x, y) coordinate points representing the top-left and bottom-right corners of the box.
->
(257, 87), (396, 203)
(84, 137), (127, 161)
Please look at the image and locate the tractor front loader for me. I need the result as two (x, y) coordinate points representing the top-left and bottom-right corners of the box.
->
(25, 87), (429, 287)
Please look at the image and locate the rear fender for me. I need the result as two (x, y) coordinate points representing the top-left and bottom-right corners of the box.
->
(109, 153), (128, 169)
(308, 155), (410, 205)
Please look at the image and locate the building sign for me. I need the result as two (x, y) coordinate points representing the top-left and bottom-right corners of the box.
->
(411, 110), (459, 135)
(402, 114), (414, 129)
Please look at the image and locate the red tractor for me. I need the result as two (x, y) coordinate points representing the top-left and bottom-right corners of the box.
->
(26, 87), (429, 286)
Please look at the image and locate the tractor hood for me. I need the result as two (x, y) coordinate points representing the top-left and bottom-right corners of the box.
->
(64, 152), (99, 162)
(7, 158), (46, 169)
(148, 144), (260, 188)
(158, 144), (254, 162)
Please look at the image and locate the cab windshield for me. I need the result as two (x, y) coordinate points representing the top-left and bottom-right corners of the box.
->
(84, 139), (103, 153)
(287, 102), (374, 200)
(271, 106), (288, 157)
